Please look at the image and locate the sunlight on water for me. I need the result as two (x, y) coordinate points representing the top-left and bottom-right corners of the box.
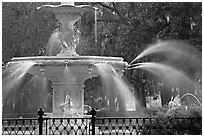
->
(27, 76), (50, 109)
(4, 74), (52, 113)
(3, 72), (25, 97)
(132, 62), (199, 97)
(96, 63), (137, 111)
(3, 64), (22, 78)
(127, 40), (202, 106)
(111, 69), (136, 111)
(62, 66), (76, 84)
(130, 40), (201, 68)
(39, 77), (51, 109)
(2, 62), (35, 98)
(46, 29), (61, 56)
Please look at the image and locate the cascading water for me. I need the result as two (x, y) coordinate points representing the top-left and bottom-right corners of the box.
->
(2, 3), (128, 118)
(95, 64), (137, 112)
(3, 62), (35, 112)
(3, 62), (53, 115)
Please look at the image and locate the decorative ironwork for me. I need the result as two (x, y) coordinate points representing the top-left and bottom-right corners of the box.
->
(44, 118), (91, 135)
(95, 117), (202, 135)
(2, 118), (38, 135)
(2, 108), (202, 135)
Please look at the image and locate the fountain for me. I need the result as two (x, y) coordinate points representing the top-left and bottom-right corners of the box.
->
(3, 3), (201, 119)
(4, 2), (128, 118)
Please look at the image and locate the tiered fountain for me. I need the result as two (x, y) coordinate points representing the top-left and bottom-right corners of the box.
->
(8, 3), (127, 117)
(4, 3), (201, 119)
(10, 3), (128, 117)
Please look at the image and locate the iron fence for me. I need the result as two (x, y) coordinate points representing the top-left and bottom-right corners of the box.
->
(2, 108), (202, 135)
(2, 118), (38, 135)
(95, 117), (202, 135)
(43, 118), (91, 135)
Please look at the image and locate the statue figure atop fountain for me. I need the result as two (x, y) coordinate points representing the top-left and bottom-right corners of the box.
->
(55, 14), (81, 56)
(37, 3), (95, 56)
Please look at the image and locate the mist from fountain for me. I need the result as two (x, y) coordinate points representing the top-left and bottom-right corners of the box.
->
(128, 40), (202, 106)
(3, 62), (35, 98)
(2, 60), (55, 115)
(132, 62), (198, 90)
(46, 29), (62, 56)
(130, 40), (201, 71)
(111, 69), (136, 111)
(62, 65), (77, 84)
(95, 63), (137, 111)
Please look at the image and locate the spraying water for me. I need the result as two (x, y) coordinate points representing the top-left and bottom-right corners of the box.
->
(96, 63), (136, 111)
(180, 93), (202, 105)
(130, 62), (198, 93)
(46, 29), (62, 56)
(111, 69), (136, 111)
(130, 40), (201, 68)
(61, 65), (76, 84)
(3, 62), (35, 98)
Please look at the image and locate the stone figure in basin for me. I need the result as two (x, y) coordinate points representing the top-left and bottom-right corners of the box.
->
(60, 94), (79, 117)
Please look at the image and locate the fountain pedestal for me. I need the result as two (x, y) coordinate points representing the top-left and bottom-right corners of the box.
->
(52, 84), (84, 115)
(27, 62), (98, 117)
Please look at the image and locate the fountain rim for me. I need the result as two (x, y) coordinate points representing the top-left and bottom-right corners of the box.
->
(37, 4), (96, 14)
(9, 56), (128, 71)
(11, 56), (125, 62)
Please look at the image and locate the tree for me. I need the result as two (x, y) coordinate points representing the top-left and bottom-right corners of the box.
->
(2, 2), (59, 63)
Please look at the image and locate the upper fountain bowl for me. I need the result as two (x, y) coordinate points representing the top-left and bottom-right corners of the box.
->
(37, 4), (96, 14)
(9, 56), (128, 84)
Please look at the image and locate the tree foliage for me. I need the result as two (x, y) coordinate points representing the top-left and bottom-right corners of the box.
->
(2, 2), (59, 63)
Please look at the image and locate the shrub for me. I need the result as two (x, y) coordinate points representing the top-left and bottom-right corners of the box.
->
(142, 105), (202, 134)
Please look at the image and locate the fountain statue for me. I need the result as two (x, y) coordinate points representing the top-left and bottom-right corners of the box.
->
(5, 3), (127, 118)
(37, 3), (94, 56)
(168, 95), (181, 110)
(60, 94), (79, 117)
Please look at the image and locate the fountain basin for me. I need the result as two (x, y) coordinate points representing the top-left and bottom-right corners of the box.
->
(9, 56), (127, 117)
(11, 56), (126, 66)
(37, 4), (95, 14)
(10, 56), (127, 81)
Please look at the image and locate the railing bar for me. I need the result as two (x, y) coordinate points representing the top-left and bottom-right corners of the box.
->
(46, 119), (47, 135)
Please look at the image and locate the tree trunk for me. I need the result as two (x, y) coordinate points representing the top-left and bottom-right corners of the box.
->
(118, 94), (126, 112)
(109, 90), (116, 112)
(160, 84), (171, 106)
(140, 85), (146, 108)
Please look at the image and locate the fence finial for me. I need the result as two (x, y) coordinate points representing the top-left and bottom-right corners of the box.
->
(38, 108), (44, 117)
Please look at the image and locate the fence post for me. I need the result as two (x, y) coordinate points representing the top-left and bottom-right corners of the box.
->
(90, 108), (96, 135)
(37, 108), (44, 135)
